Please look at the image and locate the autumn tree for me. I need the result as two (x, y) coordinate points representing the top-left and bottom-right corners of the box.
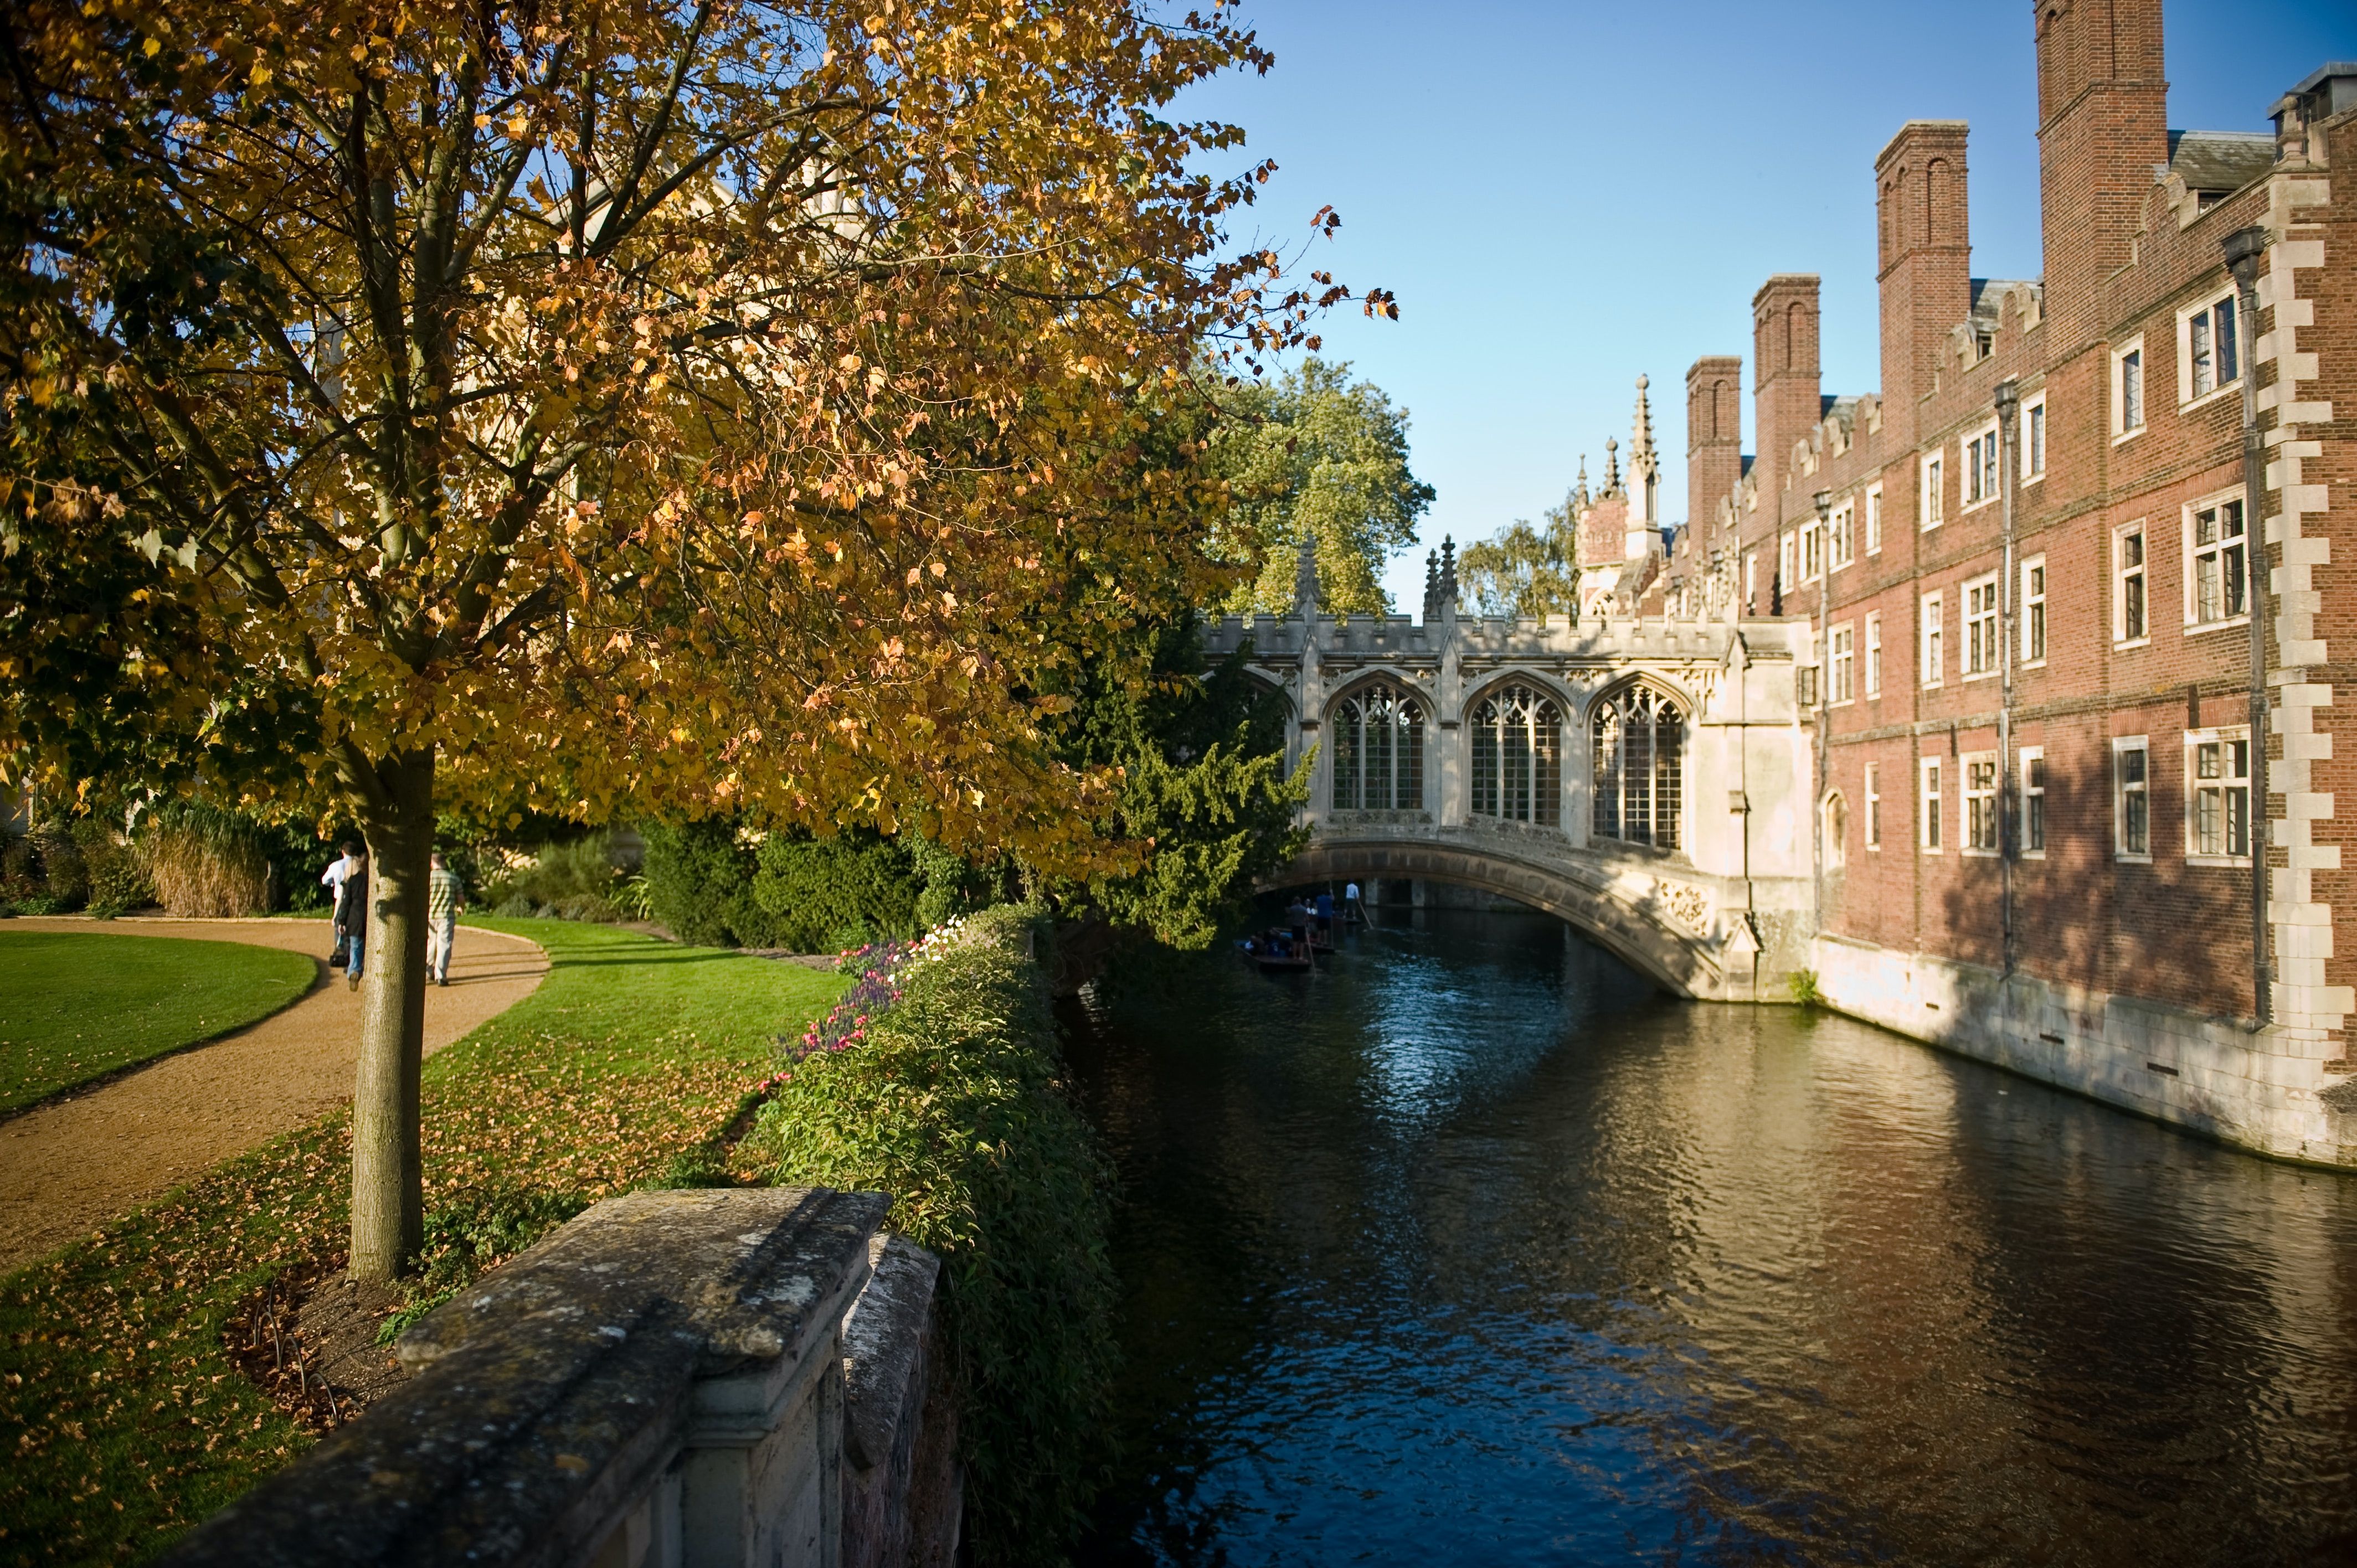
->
(0, 0), (1383, 1278)
(1210, 356), (1432, 616)
(1459, 493), (1581, 618)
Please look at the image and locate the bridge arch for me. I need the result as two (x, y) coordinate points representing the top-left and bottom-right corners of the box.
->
(1270, 829), (1739, 1000)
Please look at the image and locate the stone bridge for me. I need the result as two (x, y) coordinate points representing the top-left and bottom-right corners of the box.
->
(1208, 549), (1818, 1002)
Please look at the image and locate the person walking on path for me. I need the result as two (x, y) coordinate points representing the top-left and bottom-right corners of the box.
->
(322, 843), (358, 967)
(336, 848), (369, 991)
(426, 850), (466, 987)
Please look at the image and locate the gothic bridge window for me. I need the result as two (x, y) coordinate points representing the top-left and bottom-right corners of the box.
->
(1592, 683), (1685, 850)
(1471, 683), (1562, 826)
(1330, 682), (1424, 811)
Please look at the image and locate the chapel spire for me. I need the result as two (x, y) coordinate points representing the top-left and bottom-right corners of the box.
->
(1627, 374), (1661, 525)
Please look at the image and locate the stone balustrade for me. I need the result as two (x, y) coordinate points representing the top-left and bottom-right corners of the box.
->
(161, 1188), (958, 1568)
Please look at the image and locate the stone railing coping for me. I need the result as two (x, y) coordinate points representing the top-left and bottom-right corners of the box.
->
(161, 1187), (887, 1568)
(840, 1235), (940, 1473)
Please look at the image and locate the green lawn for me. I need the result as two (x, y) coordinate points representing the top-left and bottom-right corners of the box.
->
(0, 932), (317, 1114)
(0, 919), (843, 1568)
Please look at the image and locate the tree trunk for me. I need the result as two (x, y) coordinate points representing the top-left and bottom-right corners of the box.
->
(349, 747), (436, 1281)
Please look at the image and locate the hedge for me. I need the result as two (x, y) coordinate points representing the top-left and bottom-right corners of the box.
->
(742, 905), (1115, 1566)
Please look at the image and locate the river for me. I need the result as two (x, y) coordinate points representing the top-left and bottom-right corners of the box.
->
(1063, 906), (2357, 1565)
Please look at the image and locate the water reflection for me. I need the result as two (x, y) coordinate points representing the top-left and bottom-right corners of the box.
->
(1066, 908), (2357, 1566)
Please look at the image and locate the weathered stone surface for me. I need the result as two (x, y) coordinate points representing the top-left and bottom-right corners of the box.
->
(840, 1235), (959, 1568)
(841, 1236), (937, 1473)
(162, 1187), (886, 1568)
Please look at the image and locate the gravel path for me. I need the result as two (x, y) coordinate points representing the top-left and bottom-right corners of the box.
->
(0, 917), (548, 1274)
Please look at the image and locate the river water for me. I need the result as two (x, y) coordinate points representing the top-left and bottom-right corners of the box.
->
(1063, 907), (2357, 1566)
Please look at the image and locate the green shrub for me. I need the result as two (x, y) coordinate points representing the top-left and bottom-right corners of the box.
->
(479, 833), (627, 922)
(72, 817), (152, 915)
(749, 832), (924, 953)
(1788, 968), (1824, 1008)
(744, 905), (1114, 1566)
(1, 824), (91, 911)
(644, 818), (995, 952)
(641, 819), (778, 948)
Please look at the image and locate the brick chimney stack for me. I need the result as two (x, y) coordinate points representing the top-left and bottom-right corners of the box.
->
(1750, 275), (1821, 520)
(2034, 0), (2167, 350)
(1685, 356), (1743, 531)
(1875, 120), (1972, 444)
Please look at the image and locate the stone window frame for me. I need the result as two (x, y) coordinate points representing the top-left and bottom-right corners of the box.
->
(1962, 750), (2001, 857)
(2020, 554), (2047, 666)
(1864, 610), (1882, 699)
(1961, 419), (2001, 514)
(2019, 745), (2047, 858)
(1920, 448), (1946, 530)
(1822, 791), (1849, 869)
(1961, 570), (2001, 682)
(2020, 390), (2047, 484)
(1919, 589), (1944, 689)
(2112, 334), (2147, 443)
(2175, 286), (2242, 412)
(2180, 486), (2250, 637)
(1328, 678), (1427, 814)
(1468, 679), (1565, 828)
(2184, 725), (2253, 866)
(1865, 483), (1885, 555)
(1864, 761), (1881, 850)
(1828, 621), (1855, 706)
(1589, 679), (1688, 854)
(1828, 498), (1856, 572)
(1919, 755), (1944, 854)
(2113, 519), (2150, 648)
(2113, 735), (2153, 863)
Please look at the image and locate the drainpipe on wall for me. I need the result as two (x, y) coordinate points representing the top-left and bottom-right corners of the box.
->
(1994, 378), (2020, 978)
(2225, 225), (2273, 1027)
(1811, 489), (1832, 938)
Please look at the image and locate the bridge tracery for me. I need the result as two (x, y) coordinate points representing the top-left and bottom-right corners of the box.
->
(1329, 678), (1426, 812)
(1590, 680), (1686, 851)
(1470, 683), (1562, 826)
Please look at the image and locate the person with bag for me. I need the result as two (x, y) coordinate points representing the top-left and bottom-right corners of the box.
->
(336, 848), (369, 992)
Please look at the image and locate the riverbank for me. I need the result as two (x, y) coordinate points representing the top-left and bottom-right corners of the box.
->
(0, 919), (844, 1567)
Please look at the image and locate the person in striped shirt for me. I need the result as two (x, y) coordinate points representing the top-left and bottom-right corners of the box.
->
(426, 850), (467, 987)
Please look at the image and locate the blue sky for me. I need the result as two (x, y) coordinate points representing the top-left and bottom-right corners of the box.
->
(1180, 0), (2357, 613)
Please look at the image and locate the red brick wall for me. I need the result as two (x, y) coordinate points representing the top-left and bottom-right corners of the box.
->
(1723, 0), (2355, 1036)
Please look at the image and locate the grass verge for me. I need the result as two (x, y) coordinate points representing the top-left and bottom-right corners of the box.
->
(0, 933), (315, 1115)
(0, 919), (842, 1568)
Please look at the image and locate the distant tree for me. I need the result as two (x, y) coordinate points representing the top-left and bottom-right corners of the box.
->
(0, 0), (1378, 1279)
(1211, 358), (1433, 617)
(1459, 493), (1580, 618)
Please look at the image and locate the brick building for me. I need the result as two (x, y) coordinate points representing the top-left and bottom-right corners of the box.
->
(1656, 2), (2357, 1157)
